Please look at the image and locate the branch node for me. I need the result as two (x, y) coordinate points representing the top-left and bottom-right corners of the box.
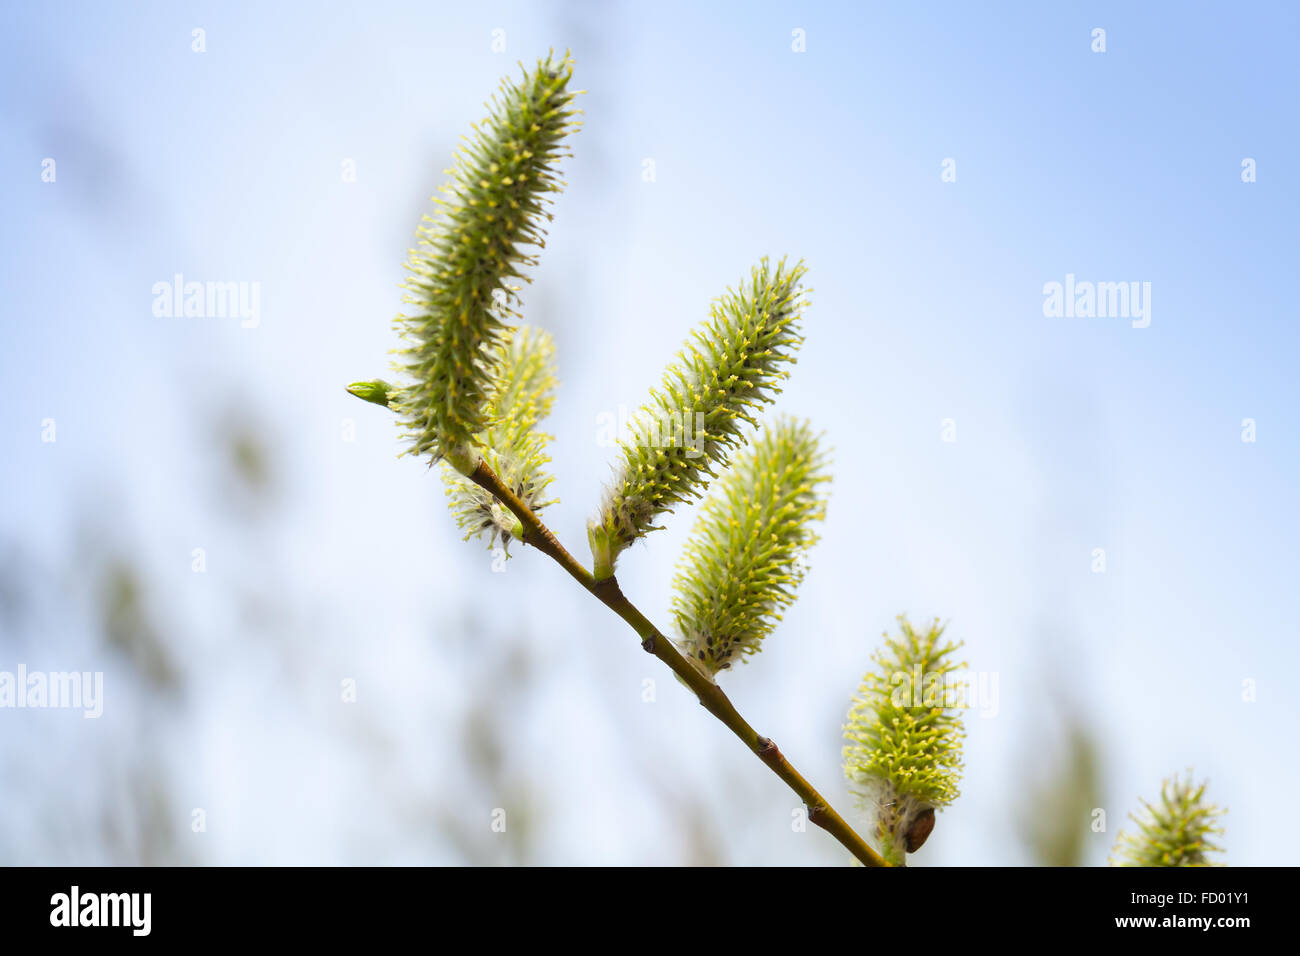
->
(592, 575), (623, 605)
(807, 803), (831, 826)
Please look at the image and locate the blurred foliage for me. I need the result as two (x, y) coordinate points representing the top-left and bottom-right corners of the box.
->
(101, 559), (177, 691)
(433, 613), (543, 865)
(1017, 714), (1105, 867)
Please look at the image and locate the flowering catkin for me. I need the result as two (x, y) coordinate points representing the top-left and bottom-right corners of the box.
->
(672, 416), (829, 676)
(589, 258), (808, 578)
(843, 617), (966, 865)
(1110, 772), (1225, 867)
(391, 53), (579, 473)
(443, 326), (558, 551)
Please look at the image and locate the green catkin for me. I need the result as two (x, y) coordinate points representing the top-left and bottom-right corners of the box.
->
(391, 53), (579, 473)
(672, 417), (829, 676)
(1110, 772), (1225, 867)
(589, 258), (809, 578)
(443, 326), (558, 552)
(843, 617), (966, 866)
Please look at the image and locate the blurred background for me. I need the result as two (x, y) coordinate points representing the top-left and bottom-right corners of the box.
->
(1, 1), (1296, 865)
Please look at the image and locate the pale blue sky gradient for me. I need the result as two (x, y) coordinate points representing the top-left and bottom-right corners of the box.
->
(2, 1), (1297, 864)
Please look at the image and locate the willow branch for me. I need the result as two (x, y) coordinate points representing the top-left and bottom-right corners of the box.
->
(466, 459), (887, 867)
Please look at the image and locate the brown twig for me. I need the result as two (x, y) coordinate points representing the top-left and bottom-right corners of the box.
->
(467, 459), (887, 867)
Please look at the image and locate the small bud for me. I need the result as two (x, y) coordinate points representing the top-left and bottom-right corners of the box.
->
(346, 380), (394, 407)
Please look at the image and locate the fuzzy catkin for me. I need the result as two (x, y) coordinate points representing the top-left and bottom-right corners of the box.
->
(443, 325), (558, 550)
(1110, 772), (1225, 867)
(589, 258), (808, 577)
(672, 416), (829, 675)
(392, 53), (579, 472)
(843, 617), (966, 865)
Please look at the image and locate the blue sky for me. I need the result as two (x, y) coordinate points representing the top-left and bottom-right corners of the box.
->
(2, 1), (1296, 864)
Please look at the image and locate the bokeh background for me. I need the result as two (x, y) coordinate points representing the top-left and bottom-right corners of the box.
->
(2, 1), (1296, 865)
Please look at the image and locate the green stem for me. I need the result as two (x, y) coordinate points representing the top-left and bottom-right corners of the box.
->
(467, 459), (887, 867)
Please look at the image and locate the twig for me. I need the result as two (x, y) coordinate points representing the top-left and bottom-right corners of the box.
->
(467, 459), (887, 867)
